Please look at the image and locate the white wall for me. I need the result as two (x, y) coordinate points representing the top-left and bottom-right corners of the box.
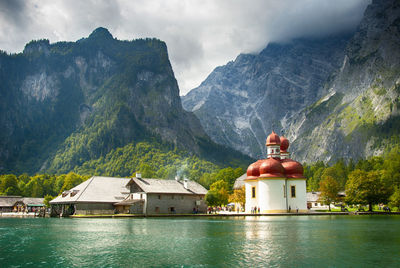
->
(287, 179), (307, 212)
(245, 181), (258, 213)
(259, 179), (286, 212)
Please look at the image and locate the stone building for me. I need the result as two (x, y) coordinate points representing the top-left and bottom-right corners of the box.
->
(245, 131), (307, 213)
(50, 175), (207, 216)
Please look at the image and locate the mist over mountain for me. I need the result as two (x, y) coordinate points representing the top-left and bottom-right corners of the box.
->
(0, 27), (251, 175)
(183, 0), (400, 163)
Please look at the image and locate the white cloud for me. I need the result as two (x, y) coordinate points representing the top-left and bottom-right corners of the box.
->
(0, 0), (370, 95)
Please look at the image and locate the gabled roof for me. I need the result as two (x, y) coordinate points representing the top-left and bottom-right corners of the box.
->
(0, 196), (44, 207)
(0, 196), (23, 207)
(50, 176), (130, 204)
(306, 192), (321, 202)
(128, 177), (207, 195)
(233, 173), (246, 189)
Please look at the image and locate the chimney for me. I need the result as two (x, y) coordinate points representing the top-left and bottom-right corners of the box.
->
(184, 178), (188, 189)
(136, 173), (141, 178)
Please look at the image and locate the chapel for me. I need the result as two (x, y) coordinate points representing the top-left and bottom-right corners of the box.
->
(245, 131), (307, 213)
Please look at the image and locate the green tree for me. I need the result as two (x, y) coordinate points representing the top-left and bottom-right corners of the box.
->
(345, 170), (391, 211)
(0, 175), (20, 195)
(43, 195), (54, 208)
(321, 166), (346, 190)
(389, 186), (400, 209)
(319, 176), (340, 211)
(60, 172), (84, 193)
(205, 180), (229, 207)
(205, 190), (219, 207)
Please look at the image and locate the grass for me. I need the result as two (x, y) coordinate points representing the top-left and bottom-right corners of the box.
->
(315, 206), (399, 213)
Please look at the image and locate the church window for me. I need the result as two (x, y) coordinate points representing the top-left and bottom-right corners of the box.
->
(252, 186), (256, 198)
(291, 186), (296, 198)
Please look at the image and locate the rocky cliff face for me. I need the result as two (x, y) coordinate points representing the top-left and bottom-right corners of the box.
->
(0, 28), (250, 174)
(182, 35), (351, 159)
(183, 0), (400, 163)
(287, 0), (400, 162)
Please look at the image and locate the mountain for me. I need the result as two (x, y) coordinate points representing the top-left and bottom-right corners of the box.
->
(287, 0), (400, 162)
(0, 27), (251, 175)
(183, 0), (400, 163)
(183, 34), (351, 159)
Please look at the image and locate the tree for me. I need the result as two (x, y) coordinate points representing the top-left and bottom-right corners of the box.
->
(389, 186), (400, 209)
(345, 170), (391, 211)
(229, 186), (245, 209)
(321, 166), (346, 190)
(205, 180), (229, 207)
(60, 172), (84, 193)
(0, 175), (20, 195)
(43, 195), (54, 208)
(319, 176), (340, 211)
(205, 190), (219, 207)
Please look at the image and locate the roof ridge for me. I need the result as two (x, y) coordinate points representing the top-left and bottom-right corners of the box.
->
(75, 176), (95, 201)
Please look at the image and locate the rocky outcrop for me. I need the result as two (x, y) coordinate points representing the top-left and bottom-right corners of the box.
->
(287, 0), (400, 162)
(183, 34), (351, 159)
(0, 28), (250, 174)
(183, 0), (400, 163)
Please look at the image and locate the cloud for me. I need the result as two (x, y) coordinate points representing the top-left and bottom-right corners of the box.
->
(0, 0), (371, 95)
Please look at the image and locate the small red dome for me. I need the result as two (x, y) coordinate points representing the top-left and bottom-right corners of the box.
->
(266, 131), (281, 146)
(281, 159), (304, 178)
(246, 160), (263, 180)
(259, 158), (285, 178)
(280, 136), (289, 152)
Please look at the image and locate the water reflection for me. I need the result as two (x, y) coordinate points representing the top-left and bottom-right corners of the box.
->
(0, 216), (400, 267)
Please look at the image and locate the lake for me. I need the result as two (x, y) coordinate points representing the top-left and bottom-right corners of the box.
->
(0, 215), (399, 267)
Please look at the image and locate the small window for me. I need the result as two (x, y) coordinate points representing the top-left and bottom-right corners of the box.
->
(252, 186), (256, 198)
(181, 196), (184, 200)
(171, 195), (174, 199)
(140, 194), (143, 199)
(291, 186), (296, 198)
(158, 195), (161, 200)
(314, 203), (318, 206)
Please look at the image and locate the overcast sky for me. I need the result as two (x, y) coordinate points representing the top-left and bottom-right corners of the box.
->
(0, 0), (370, 95)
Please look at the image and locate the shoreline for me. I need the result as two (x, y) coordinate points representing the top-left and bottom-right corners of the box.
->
(69, 211), (400, 218)
(1, 211), (399, 218)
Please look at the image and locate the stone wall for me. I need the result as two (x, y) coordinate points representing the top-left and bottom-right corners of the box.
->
(75, 203), (115, 215)
(145, 193), (206, 214)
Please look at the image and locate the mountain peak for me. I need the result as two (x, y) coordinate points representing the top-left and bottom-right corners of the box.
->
(88, 27), (114, 40)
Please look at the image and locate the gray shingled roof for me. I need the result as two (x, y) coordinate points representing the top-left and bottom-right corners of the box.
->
(50, 176), (130, 204)
(0, 196), (44, 207)
(0, 196), (22, 207)
(129, 178), (207, 195)
(306, 192), (321, 202)
(233, 173), (246, 189)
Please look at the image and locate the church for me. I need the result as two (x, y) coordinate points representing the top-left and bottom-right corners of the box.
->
(245, 131), (307, 213)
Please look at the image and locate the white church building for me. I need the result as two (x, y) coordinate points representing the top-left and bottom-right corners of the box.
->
(245, 131), (307, 213)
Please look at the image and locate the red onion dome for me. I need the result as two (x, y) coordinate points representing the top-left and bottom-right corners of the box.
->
(280, 136), (289, 152)
(259, 158), (285, 178)
(281, 159), (304, 178)
(266, 131), (281, 146)
(246, 160), (263, 180)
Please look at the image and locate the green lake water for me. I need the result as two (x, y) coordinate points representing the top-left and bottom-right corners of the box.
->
(0, 215), (399, 267)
